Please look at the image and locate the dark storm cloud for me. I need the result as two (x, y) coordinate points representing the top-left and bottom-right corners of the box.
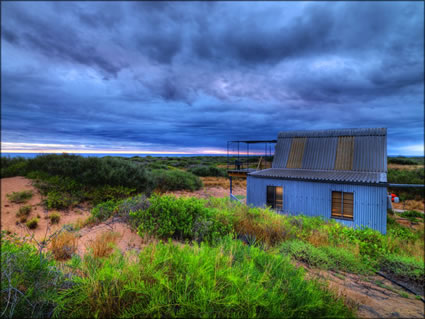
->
(1, 1), (424, 154)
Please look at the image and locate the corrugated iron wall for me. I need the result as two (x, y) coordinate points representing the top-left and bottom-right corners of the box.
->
(247, 176), (387, 234)
(272, 130), (386, 172)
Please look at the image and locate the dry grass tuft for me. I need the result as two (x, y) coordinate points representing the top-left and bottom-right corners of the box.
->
(50, 231), (78, 260)
(234, 206), (291, 246)
(308, 229), (329, 247)
(87, 231), (122, 258)
(200, 177), (246, 189)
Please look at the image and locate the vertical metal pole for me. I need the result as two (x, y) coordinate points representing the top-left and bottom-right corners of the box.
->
(229, 176), (233, 196)
(246, 143), (249, 170)
(227, 141), (229, 170)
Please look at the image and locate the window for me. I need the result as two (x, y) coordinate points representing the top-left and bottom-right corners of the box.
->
(331, 191), (354, 220)
(267, 186), (283, 210)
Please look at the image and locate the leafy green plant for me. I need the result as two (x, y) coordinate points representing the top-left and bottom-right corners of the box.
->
(131, 194), (231, 243)
(1, 234), (64, 318)
(7, 190), (33, 203)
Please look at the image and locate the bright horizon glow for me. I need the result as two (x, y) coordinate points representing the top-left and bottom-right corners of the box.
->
(1, 142), (264, 155)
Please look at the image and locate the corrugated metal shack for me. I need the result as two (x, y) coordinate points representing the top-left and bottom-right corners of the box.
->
(247, 128), (388, 234)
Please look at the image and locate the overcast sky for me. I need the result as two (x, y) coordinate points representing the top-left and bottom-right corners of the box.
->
(2, 1), (424, 155)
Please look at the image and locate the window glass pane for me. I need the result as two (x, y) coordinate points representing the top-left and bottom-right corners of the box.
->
(343, 192), (354, 219)
(275, 187), (283, 210)
(267, 186), (275, 208)
(331, 191), (342, 217)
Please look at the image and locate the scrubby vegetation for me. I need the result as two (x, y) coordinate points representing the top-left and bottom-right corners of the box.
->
(26, 217), (39, 229)
(6, 190), (33, 203)
(1, 154), (204, 209)
(49, 212), (61, 224)
(1, 154), (424, 318)
(16, 205), (32, 218)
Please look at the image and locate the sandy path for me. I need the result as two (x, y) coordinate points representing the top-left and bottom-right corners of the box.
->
(299, 263), (424, 318)
(1, 176), (91, 241)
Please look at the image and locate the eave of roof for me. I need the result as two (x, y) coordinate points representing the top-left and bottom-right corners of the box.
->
(277, 128), (386, 138)
(249, 168), (387, 185)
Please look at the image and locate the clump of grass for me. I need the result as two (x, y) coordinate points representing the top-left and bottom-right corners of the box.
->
(26, 218), (39, 229)
(49, 231), (78, 260)
(16, 205), (32, 218)
(53, 239), (354, 318)
(7, 190), (33, 203)
(87, 231), (121, 258)
(49, 212), (61, 224)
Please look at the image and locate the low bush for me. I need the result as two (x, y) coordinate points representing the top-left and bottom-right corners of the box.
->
(152, 169), (203, 192)
(188, 165), (228, 177)
(49, 212), (61, 224)
(0, 157), (29, 177)
(49, 231), (78, 260)
(7, 190), (33, 203)
(398, 210), (424, 222)
(17, 205), (32, 217)
(26, 218), (39, 229)
(1, 233), (63, 318)
(53, 239), (354, 319)
(131, 194), (231, 243)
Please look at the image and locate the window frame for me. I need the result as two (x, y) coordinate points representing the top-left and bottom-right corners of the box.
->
(266, 186), (283, 211)
(331, 191), (354, 221)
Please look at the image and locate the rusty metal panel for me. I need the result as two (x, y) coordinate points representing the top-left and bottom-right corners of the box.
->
(286, 137), (306, 168)
(335, 136), (354, 170)
(272, 138), (292, 168)
(301, 137), (338, 170)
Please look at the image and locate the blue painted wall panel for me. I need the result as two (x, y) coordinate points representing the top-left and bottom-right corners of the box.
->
(247, 176), (387, 234)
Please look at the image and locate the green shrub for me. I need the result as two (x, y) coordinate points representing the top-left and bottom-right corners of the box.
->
(388, 157), (418, 165)
(49, 213), (61, 224)
(6, 190), (33, 203)
(398, 210), (425, 222)
(280, 240), (330, 269)
(26, 218), (39, 229)
(45, 191), (77, 210)
(188, 165), (228, 177)
(131, 194), (231, 243)
(1, 234), (63, 318)
(85, 185), (136, 205)
(27, 154), (153, 191)
(17, 205), (32, 217)
(152, 169), (203, 192)
(380, 253), (424, 286)
(54, 239), (354, 319)
(1, 158), (29, 177)
(90, 200), (119, 223)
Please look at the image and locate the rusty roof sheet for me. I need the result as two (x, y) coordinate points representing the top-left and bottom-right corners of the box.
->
(249, 168), (387, 184)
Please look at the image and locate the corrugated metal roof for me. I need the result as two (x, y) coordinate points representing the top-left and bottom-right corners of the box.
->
(273, 128), (387, 173)
(278, 128), (386, 138)
(249, 168), (387, 184)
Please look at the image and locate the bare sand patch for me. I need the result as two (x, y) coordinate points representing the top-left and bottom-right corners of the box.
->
(1, 176), (91, 242)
